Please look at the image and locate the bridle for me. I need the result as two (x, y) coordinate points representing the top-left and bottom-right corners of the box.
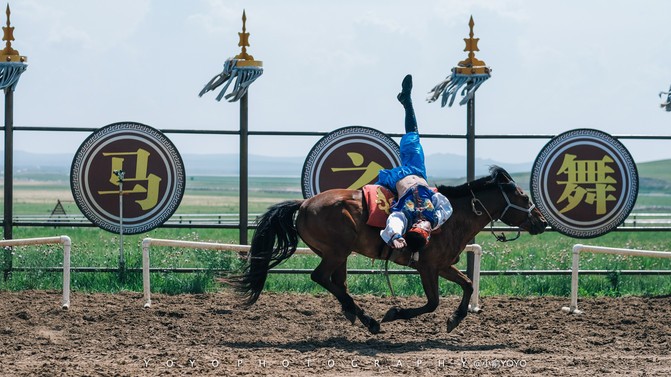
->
(470, 182), (536, 242)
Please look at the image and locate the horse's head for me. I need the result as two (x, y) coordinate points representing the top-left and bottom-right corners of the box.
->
(491, 167), (547, 235)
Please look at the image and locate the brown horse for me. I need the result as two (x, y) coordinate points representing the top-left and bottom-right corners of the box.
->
(232, 166), (547, 334)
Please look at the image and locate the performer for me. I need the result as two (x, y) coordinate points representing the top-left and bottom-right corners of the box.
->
(377, 74), (453, 257)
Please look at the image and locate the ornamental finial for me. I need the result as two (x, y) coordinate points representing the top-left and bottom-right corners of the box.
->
(235, 10), (253, 61)
(233, 10), (261, 67)
(458, 15), (486, 71)
(0, 4), (26, 62)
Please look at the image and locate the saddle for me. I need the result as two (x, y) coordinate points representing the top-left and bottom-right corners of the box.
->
(362, 185), (395, 228)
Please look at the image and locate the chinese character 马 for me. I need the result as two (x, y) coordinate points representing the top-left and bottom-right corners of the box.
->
(97, 148), (162, 210)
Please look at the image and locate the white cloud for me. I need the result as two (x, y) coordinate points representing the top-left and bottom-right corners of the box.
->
(18, 0), (150, 52)
(186, 0), (240, 35)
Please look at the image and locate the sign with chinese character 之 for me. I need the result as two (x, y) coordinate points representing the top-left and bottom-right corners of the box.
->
(70, 122), (185, 234)
(531, 128), (638, 238)
(301, 126), (401, 198)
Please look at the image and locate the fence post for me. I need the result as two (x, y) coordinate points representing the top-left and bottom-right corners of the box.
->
(239, 93), (249, 245)
(115, 170), (126, 283)
(3, 87), (13, 281)
(0, 5), (28, 280)
(198, 10), (262, 245)
(466, 95), (476, 281)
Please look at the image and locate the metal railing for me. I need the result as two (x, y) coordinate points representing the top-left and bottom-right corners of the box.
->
(2, 126), (670, 281)
(13, 213), (257, 227)
(9, 212), (671, 231)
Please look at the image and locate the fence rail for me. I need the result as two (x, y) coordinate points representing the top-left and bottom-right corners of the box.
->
(9, 212), (671, 230)
(12, 213), (253, 226)
(2, 126), (670, 285)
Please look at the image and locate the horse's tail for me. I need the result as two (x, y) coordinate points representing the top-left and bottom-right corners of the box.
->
(232, 199), (303, 306)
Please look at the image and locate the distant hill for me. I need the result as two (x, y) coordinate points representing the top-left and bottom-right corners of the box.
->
(424, 153), (531, 180)
(636, 159), (671, 193)
(183, 152), (533, 178)
(504, 159), (671, 193)
(4, 150), (532, 179)
(4, 151), (307, 177)
(181, 154), (305, 177)
(3, 151), (669, 190)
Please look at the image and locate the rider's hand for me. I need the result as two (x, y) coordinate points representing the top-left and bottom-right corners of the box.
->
(391, 237), (407, 249)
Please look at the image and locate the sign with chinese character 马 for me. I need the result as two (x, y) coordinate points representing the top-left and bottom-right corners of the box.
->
(301, 126), (401, 198)
(70, 122), (185, 234)
(530, 128), (638, 238)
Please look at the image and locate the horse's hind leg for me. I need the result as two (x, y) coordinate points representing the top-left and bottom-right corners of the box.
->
(381, 268), (440, 323)
(311, 258), (381, 334)
(440, 265), (474, 333)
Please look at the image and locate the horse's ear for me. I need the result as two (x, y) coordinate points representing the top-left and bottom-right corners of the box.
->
(491, 166), (514, 184)
(501, 170), (513, 183)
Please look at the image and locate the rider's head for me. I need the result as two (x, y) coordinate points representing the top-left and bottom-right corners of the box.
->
(405, 219), (431, 253)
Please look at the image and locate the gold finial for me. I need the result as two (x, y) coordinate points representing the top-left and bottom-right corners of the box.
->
(456, 16), (487, 75)
(0, 4), (26, 62)
(234, 10), (262, 67)
(235, 10), (252, 60)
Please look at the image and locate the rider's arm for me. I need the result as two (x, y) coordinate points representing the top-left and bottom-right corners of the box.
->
(380, 211), (408, 245)
(431, 192), (453, 230)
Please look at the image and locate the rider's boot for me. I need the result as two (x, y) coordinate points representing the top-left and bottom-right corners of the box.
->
(398, 74), (418, 134)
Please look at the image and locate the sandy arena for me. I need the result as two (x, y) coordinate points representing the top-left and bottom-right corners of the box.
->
(1, 290), (670, 376)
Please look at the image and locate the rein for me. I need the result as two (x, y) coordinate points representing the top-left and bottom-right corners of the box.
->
(470, 183), (535, 242)
(384, 258), (398, 302)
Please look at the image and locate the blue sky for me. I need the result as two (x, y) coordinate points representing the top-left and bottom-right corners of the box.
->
(4, 0), (671, 164)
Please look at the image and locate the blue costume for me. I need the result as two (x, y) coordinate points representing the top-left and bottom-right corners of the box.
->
(377, 75), (453, 249)
(376, 132), (426, 194)
(376, 132), (442, 227)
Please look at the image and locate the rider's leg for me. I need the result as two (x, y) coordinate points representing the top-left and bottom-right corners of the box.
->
(398, 74), (418, 134)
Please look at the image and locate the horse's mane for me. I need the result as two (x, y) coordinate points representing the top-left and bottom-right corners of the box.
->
(437, 165), (512, 198)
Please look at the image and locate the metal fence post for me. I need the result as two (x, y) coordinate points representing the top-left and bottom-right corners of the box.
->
(240, 93), (249, 245)
(466, 95), (476, 280)
(3, 89), (13, 281)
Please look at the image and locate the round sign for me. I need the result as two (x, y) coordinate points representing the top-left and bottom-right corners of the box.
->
(71, 122), (185, 234)
(531, 128), (638, 238)
(301, 126), (401, 198)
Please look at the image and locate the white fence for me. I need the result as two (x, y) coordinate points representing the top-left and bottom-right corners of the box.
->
(141, 238), (483, 310)
(0, 236), (71, 309)
(140, 238), (314, 308)
(562, 244), (671, 314)
(10, 236), (671, 314)
(465, 244), (483, 313)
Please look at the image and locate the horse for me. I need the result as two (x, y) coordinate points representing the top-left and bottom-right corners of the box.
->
(231, 166), (547, 334)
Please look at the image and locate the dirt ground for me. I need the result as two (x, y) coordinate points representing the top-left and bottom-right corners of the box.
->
(1, 290), (670, 376)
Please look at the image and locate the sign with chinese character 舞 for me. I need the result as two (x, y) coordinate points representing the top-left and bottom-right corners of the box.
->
(301, 126), (401, 198)
(71, 122), (186, 234)
(530, 128), (638, 238)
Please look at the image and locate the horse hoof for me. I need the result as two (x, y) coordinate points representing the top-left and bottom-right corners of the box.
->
(382, 307), (401, 323)
(368, 319), (381, 334)
(447, 316), (462, 333)
(343, 311), (356, 325)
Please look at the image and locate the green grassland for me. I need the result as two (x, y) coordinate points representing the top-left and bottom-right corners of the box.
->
(3, 227), (671, 299)
(1, 160), (670, 298)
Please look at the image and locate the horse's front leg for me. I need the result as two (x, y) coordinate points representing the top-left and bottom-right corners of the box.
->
(311, 258), (381, 334)
(381, 267), (439, 323)
(440, 265), (474, 333)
